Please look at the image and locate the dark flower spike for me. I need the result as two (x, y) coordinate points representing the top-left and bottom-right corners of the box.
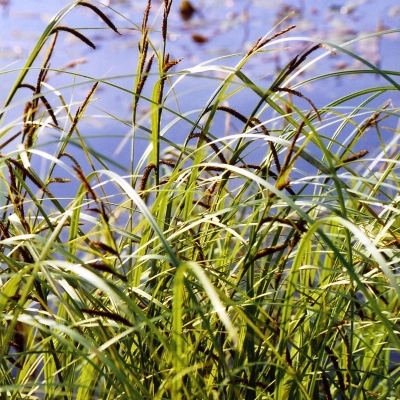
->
(164, 0), (173, 14)
(142, 0), (151, 32)
(0, 130), (23, 150)
(139, 163), (157, 192)
(187, 132), (227, 164)
(34, 220), (80, 234)
(46, 178), (71, 185)
(254, 241), (289, 260)
(194, 200), (211, 210)
(135, 54), (154, 111)
(213, 106), (281, 172)
(8, 158), (52, 196)
(80, 309), (132, 326)
(18, 83), (37, 92)
(247, 25), (296, 56)
(138, 32), (149, 57)
(272, 86), (321, 121)
(89, 241), (119, 257)
(279, 111), (310, 176)
(259, 216), (307, 233)
(9, 294), (38, 302)
(18, 83), (58, 127)
(59, 152), (82, 170)
(214, 105), (248, 125)
(77, 2), (121, 35)
(42, 31), (58, 70)
(86, 261), (129, 281)
(59, 58), (88, 71)
(22, 102), (33, 135)
(6, 161), (18, 197)
(286, 44), (322, 76)
(0, 219), (11, 240)
(86, 207), (102, 215)
(207, 180), (218, 196)
(160, 159), (176, 168)
(158, 177), (170, 186)
(254, 218), (304, 261)
(323, 149), (369, 185)
(74, 166), (98, 201)
(245, 164), (261, 170)
(163, 58), (183, 73)
(137, 54), (154, 97)
(325, 345), (346, 393)
(36, 67), (48, 93)
(321, 373), (333, 400)
(202, 165), (226, 173)
(37, 91), (58, 126)
(51, 26), (96, 49)
(137, 1), (151, 81)
(336, 150), (369, 171)
(162, 0), (173, 42)
(80, 82), (99, 113)
(65, 83), (98, 136)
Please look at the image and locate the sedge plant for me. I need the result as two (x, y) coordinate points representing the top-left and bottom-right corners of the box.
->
(0, 1), (399, 399)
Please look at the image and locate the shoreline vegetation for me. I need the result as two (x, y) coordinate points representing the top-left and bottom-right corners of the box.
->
(0, 1), (399, 399)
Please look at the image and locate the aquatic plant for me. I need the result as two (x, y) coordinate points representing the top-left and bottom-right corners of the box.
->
(0, 1), (399, 399)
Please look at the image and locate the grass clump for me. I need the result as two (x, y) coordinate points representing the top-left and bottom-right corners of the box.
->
(0, 1), (399, 399)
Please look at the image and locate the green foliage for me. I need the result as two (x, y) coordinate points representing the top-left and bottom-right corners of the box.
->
(0, 1), (399, 399)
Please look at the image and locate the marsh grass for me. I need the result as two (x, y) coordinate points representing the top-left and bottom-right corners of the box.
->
(0, 1), (399, 399)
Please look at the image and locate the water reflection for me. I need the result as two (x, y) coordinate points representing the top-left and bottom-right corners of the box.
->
(0, 0), (398, 167)
(0, 1), (399, 64)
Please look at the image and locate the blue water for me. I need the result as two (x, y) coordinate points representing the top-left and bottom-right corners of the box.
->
(0, 1), (399, 175)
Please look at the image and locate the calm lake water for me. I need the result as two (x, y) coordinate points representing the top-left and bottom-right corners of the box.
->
(0, 0), (399, 173)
